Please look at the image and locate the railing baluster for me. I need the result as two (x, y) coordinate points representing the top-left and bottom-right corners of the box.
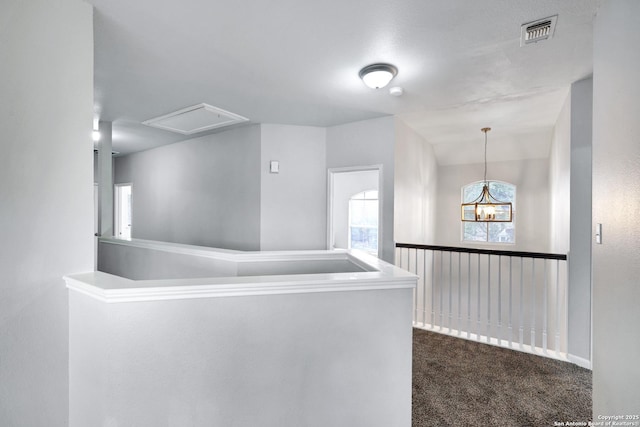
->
(467, 252), (471, 339)
(543, 259), (548, 354)
(531, 258), (536, 351)
(508, 256), (513, 348)
(431, 250), (435, 330)
(457, 252), (462, 336)
(519, 257), (524, 348)
(555, 259), (561, 355)
(423, 249), (428, 327)
(487, 254), (491, 343)
(411, 248), (416, 323)
(477, 253), (481, 341)
(415, 248), (419, 326)
(498, 255), (502, 345)
(439, 250), (444, 330)
(448, 251), (453, 333)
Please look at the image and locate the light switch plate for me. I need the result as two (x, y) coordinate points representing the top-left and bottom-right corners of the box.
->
(269, 160), (279, 174)
(595, 223), (602, 244)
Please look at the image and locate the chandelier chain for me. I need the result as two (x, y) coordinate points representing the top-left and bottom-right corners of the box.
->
(481, 127), (491, 184)
(484, 130), (488, 184)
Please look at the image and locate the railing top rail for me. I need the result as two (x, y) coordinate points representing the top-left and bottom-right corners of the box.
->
(395, 243), (567, 260)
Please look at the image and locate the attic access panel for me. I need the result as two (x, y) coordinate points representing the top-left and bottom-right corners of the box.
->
(142, 103), (249, 135)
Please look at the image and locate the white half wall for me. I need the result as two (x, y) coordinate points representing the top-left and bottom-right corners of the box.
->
(326, 117), (396, 262)
(69, 287), (413, 427)
(260, 124), (327, 250)
(592, 0), (640, 416)
(0, 0), (94, 425)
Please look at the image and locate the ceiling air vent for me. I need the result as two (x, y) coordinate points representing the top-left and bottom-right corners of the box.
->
(142, 103), (249, 135)
(520, 15), (558, 46)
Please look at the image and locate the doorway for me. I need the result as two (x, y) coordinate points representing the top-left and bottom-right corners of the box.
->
(327, 166), (382, 257)
(114, 183), (132, 240)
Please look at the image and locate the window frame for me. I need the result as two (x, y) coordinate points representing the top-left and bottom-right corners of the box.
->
(348, 190), (379, 254)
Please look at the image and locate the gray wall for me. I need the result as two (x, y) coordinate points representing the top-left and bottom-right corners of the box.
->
(97, 121), (114, 237)
(326, 117), (396, 262)
(0, 0), (94, 425)
(592, 0), (640, 416)
(98, 240), (238, 280)
(115, 125), (262, 250)
(70, 288), (413, 426)
(260, 124), (327, 250)
(549, 79), (594, 367)
(117, 117), (397, 260)
(97, 239), (369, 280)
(436, 158), (550, 252)
(115, 123), (329, 252)
(394, 118), (438, 245)
(549, 92), (571, 254)
(568, 78), (593, 366)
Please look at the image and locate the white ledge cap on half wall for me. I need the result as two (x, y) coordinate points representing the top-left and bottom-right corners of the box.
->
(65, 238), (417, 304)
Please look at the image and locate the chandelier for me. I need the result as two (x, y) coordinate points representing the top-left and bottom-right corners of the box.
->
(461, 128), (513, 222)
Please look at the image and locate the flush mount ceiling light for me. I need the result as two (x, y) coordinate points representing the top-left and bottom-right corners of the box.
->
(461, 128), (513, 222)
(359, 63), (398, 89)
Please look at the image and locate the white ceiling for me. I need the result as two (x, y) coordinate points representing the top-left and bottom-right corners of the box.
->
(90, 0), (600, 164)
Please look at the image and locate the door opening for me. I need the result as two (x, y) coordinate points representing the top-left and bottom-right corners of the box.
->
(327, 166), (382, 258)
(114, 183), (132, 240)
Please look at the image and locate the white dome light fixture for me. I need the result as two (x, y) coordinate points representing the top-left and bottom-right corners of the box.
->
(359, 63), (398, 89)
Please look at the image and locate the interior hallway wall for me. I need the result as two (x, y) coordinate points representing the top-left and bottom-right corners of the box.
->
(394, 118), (438, 245)
(549, 93), (571, 254)
(568, 77), (593, 367)
(260, 124), (327, 250)
(592, 0), (640, 416)
(326, 117), (396, 263)
(115, 125), (262, 250)
(0, 0), (94, 425)
(548, 78), (594, 368)
(435, 158), (550, 252)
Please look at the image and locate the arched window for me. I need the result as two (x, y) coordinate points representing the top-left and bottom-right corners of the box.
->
(349, 190), (378, 253)
(461, 181), (516, 244)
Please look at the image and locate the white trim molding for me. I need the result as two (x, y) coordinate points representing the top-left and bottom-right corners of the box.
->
(67, 238), (416, 304)
(567, 354), (592, 370)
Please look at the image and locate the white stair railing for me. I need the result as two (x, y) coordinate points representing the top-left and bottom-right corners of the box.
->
(396, 243), (568, 360)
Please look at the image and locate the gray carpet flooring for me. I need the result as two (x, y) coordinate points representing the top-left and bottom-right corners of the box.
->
(412, 328), (592, 426)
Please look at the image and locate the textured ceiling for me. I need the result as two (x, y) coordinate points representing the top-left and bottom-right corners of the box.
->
(90, 0), (600, 163)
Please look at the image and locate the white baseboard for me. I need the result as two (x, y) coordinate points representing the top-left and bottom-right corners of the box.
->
(567, 354), (592, 370)
(413, 322), (571, 363)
